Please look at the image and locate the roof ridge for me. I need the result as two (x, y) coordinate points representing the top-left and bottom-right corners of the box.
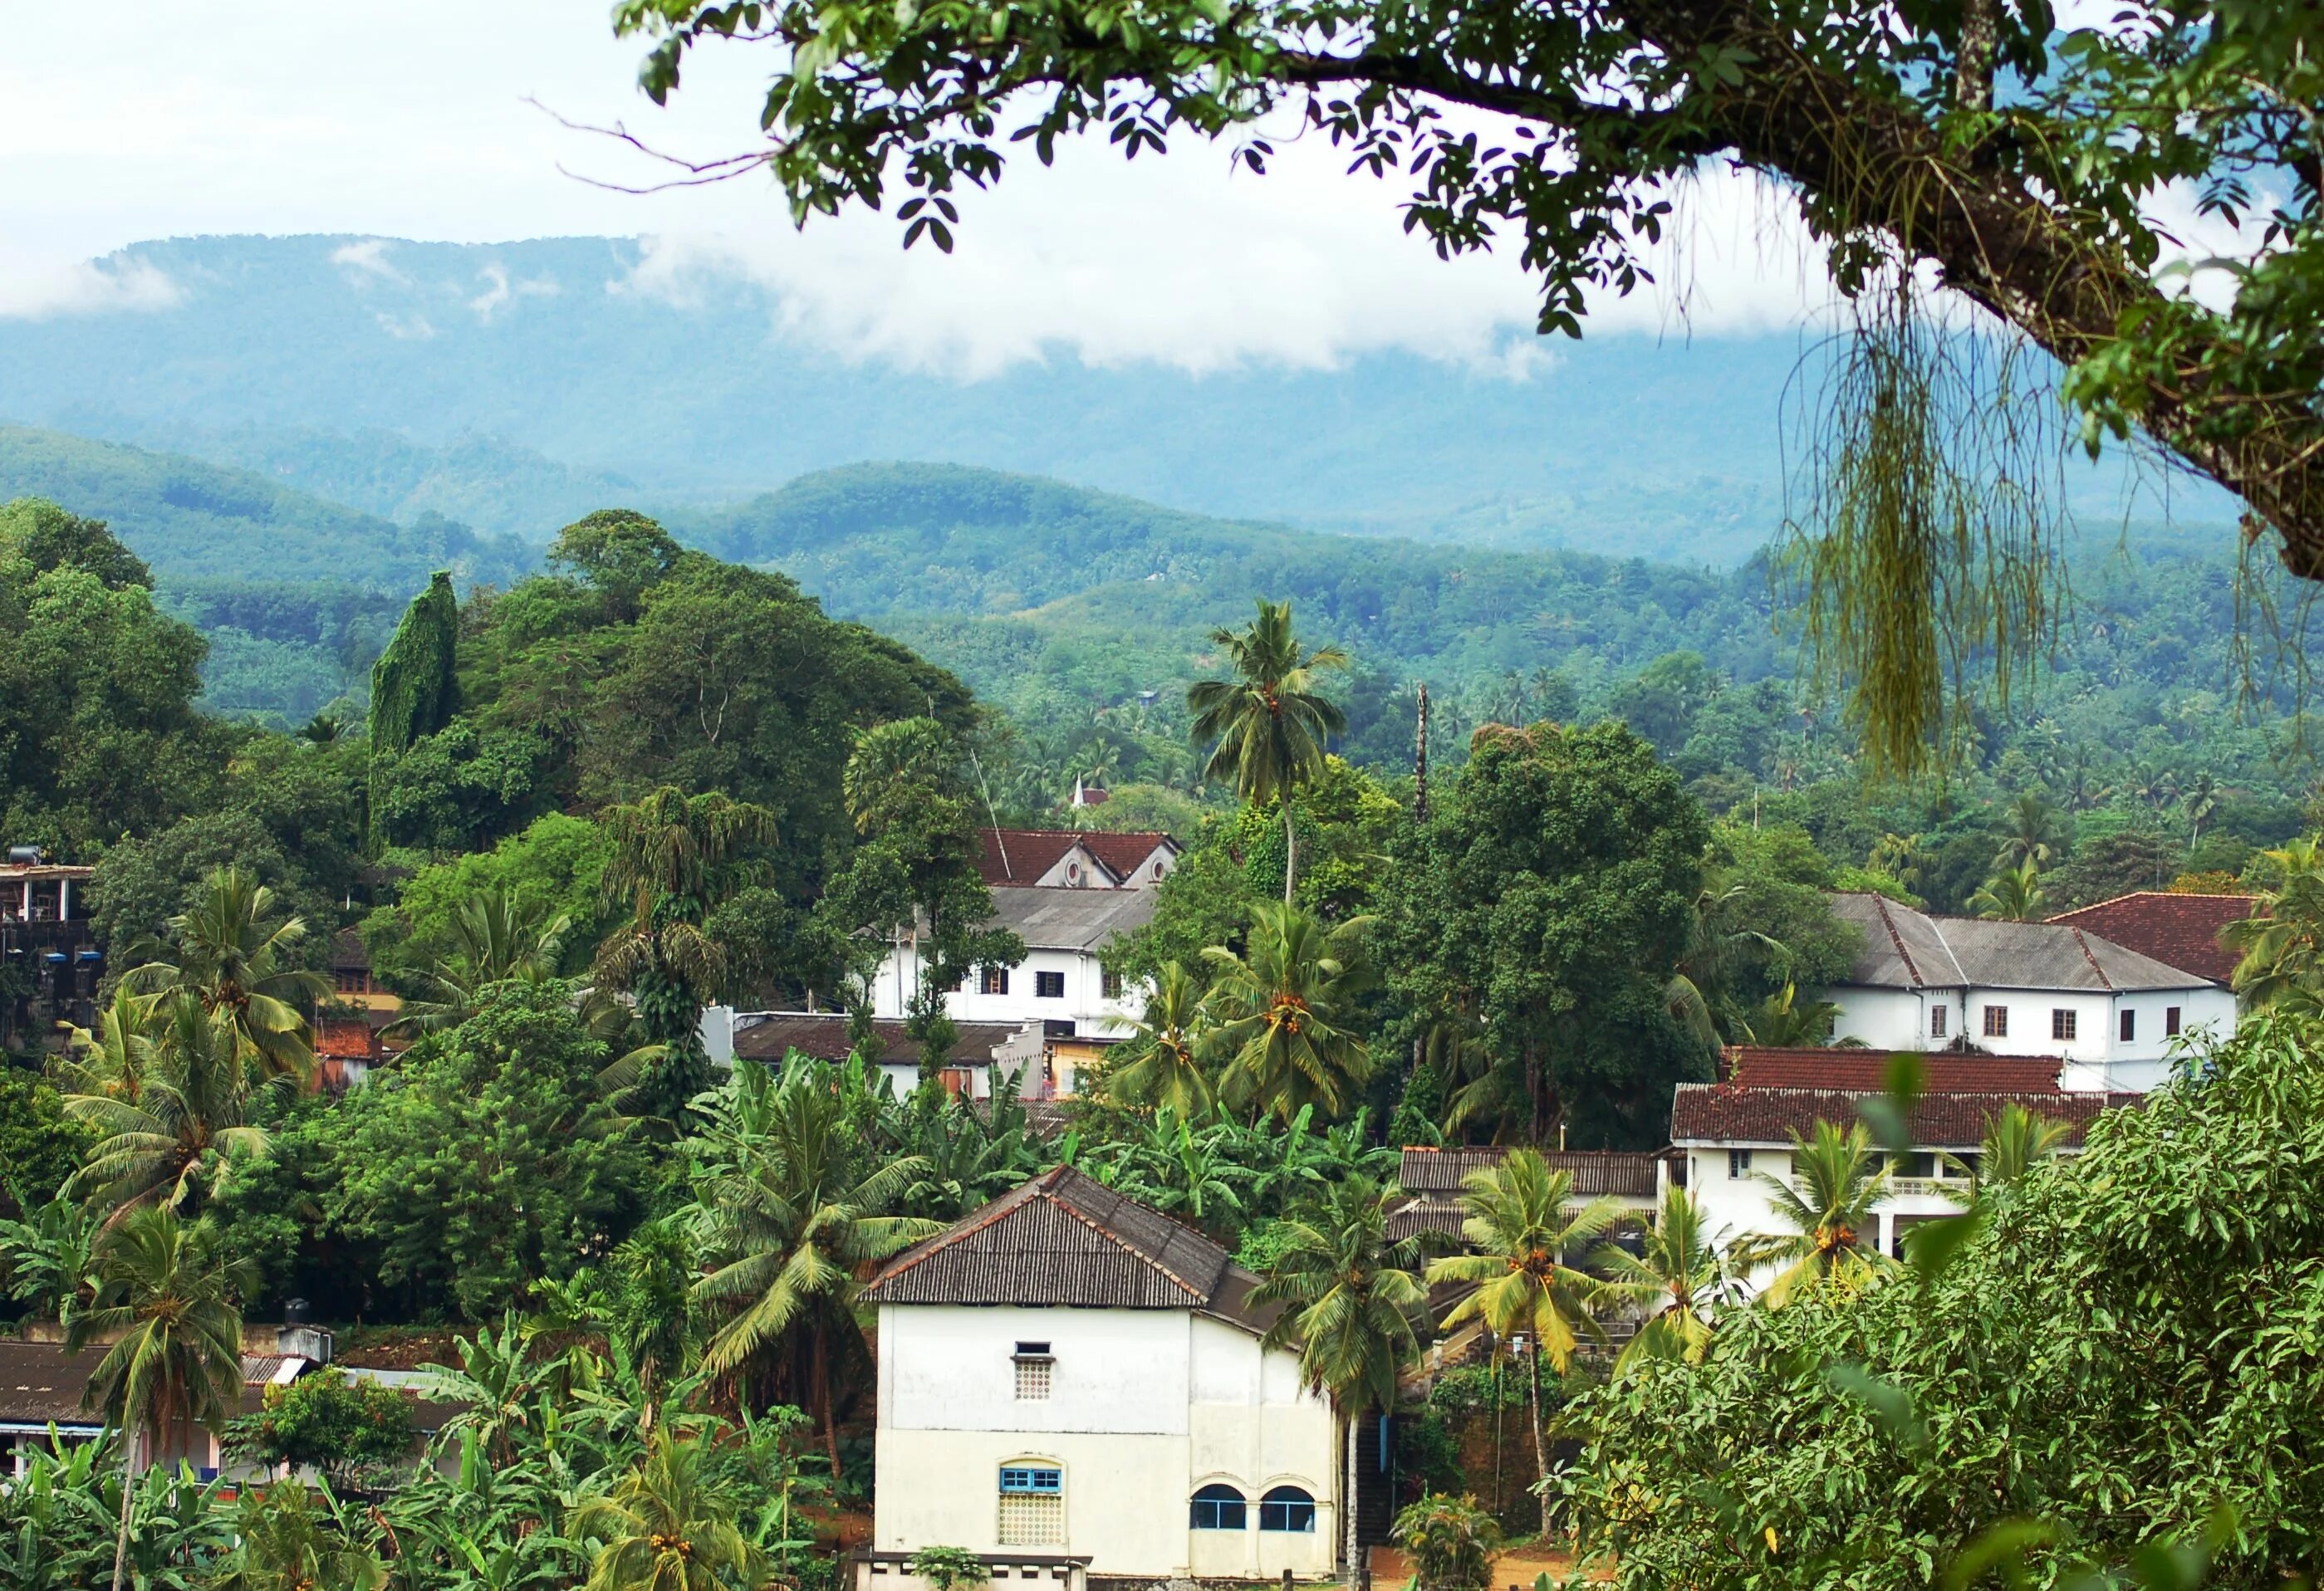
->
(2068, 926), (2114, 991)
(1871, 894), (1926, 986)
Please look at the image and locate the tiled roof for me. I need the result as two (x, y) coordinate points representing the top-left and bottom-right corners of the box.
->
(330, 927), (370, 972)
(0, 1341), (101, 1427)
(1721, 1046), (2063, 1094)
(1671, 1081), (2135, 1149)
(1396, 1147), (1661, 1197)
(731, 1012), (1026, 1067)
(315, 1020), (379, 1061)
(976, 829), (1179, 887)
(988, 885), (1157, 951)
(1829, 893), (2216, 992)
(2046, 891), (2256, 986)
(863, 1167), (1266, 1324)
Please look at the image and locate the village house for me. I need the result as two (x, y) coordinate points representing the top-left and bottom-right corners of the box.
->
(725, 1010), (1048, 1102)
(973, 827), (1181, 891)
(870, 887), (1156, 1057)
(856, 1168), (1343, 1589)
(0, 845), (99, 1050)
(1672, 1047), (2132, 1278)
(1821, 892), (2235, 1091)
(2045, 890), (2255, 990)
(1388, 1146), (1665, 1242)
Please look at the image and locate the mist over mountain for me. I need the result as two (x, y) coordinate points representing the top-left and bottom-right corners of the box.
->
(1, 233), (2231, 565)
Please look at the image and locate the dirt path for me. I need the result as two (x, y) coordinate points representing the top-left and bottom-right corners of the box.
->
(1367, 1543), (1593, 1587)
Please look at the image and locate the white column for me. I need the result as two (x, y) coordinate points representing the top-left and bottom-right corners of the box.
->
(56, 879), (69, 920)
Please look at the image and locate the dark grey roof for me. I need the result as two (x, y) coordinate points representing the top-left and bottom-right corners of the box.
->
(1397, 1147), (1660, 1197)
(0, 1341), (101, 1428)
(988, 887), (1157, 952)
(1829, 893), (2214, 993)
(731, 1012), (1025, 1067)
(863, 1167), (1269, 1327)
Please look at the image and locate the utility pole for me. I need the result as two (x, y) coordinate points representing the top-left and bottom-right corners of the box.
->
(1413, 682), (1430, 825)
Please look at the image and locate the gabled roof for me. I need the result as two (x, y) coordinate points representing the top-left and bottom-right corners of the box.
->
(330, 927), (370, 972)
(975, 829), (1179, 887)
(863, 1167), (1267, 1325)
(730, 1012), (1026, 1067)
(1671, 1081), (2135, 1150)
(1721, 1046), (2063, 1094)
(1829, 893), (2215, 993)
(989, 886), (1157, 951)
(2046, 891), (2256, 986)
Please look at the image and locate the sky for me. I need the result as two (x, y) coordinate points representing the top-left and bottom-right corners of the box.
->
(0, 0), (1843, 378)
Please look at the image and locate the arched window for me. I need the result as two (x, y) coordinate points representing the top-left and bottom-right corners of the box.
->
(998, 1464), (1064, 1546)
(1258, 1486), (1316, 1533)
(1189, 1484), (1247, 1530)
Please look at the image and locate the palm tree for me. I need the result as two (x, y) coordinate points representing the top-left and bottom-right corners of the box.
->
(58, 994), (279, 1218)
(595, 786), (777, 1116)
(1188, 599), (1349, 902)
(1202, 902), (1375, 1123)
(1101, 961), (1213, 1115)
(1968, 858), (2046, 921)
(1943, 1101), (2070, 1207)
(1592, 1186), (1728, 1367)
(567, 1427), (767, 1591)
(1738, 982), (1841, 1046)
(1252, 1175), (1428, 1586)
(124, 868), (328, 1084)
(1993, 793), (2062, 871)
(1866, 831), (1927, 891)
(218, 1480), (388, 1591)
(1730, 1120), (1889, 1302)
(1663, 881), (1789, 1047)
(2182, 771), (2222, 847)
(68, 1205), (252, 1591)
(2223, 836), (2324, 1011)
(1426, 1150), (1623, 1539)
(689, 1058), (940, 1482)
(383, 888), (573, 1038)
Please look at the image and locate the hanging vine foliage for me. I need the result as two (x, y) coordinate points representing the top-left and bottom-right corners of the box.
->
(368, 570), (459, 845)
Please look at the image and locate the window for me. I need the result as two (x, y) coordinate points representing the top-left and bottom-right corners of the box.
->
(1152, 861), (1166, 880)
(2051, 1008), (2077, 1041)
(1190, 1484), (1247, 1530)
(1258, 1486), (1316, 1533)
(981, 967), (1010, 996)
(2121, 1009), (2136, 1043)
(1889, 1151), (1938, 1178)
(1101, 968), (1125, 1000)
(2166, 1006), (2182, 1036)
(1929, 1004), (1948, 1040)
(1949, 1151), (1981, 1181)
(1982, 1005), (2008, 1039)
(1035, 971), (1066, 999)
(1726, 1148), (1752, 1180)
(998, 1466), (1065, 1546)
(1012, 1343), (1052, 1401)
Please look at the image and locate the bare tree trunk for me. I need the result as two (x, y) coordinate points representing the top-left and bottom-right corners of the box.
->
(1343, 1408), (1362, 1589)
(111, 1428), (137, 1591)
(1283, 804), (1299, 905)
(1954, 0), (1996, 111)
(1528, 1348), (1552, 1543)
(816, 1329), (843, 1488)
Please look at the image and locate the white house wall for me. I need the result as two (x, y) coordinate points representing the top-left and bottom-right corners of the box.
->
(1682, 1147), (1982, 1298)
(1827, 984), (2235, 1091)
(875, 1305), (1336, 1578)
(875, 943), (1143, 1036)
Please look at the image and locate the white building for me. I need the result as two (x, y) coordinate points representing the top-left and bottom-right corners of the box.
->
(1671, 1049), (2129, 1278)
(873, 886), (1156, 1042)
(1822, 892), (2234, 1093)
(857, 1168), (1341, 1588)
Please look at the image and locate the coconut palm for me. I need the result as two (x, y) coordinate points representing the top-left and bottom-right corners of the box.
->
(1968, 858), (2046, 921)
(1993, 793), (2062, 871)
(1188, 598), (1349, 902)
(2223, 835), (2324, 1011)
(595, 786), (777, 1116)
(1942, 1101), (2070, 1207)
(68, 1204), (252, 1591)
(217, 1481), (388, 1591)
(2182, 771), (2223, 847)
(689, 1058), (939, 1482)
(1730, 1120), (1889, 1302)
(1663, 881), (1790, 1046)
(1101, 960), (1213, 1115)
(383, 887), (573, 1038)
(1252, 1175), (1428, 1586)
(567, 1427), (767, 1591)
(58, 993), (279, 1219)
(1592, 1186), (1729, 1367)
(1427, 1149), (1623, 1538)
(1738, 982), (1841, 1046)
(124, 868), (327, 1084)
(1202, 902), (1375, 1123)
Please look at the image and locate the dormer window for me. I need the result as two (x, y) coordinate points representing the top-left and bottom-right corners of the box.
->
(1013, 1341), (1053, 1400)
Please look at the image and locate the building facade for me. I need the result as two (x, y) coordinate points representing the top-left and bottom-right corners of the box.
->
(0, 849), (99, 1050)
(871, 887), (1155, 1045)
(861, 1168), (1340, 1582)
(1822, 892), (2234, 1092)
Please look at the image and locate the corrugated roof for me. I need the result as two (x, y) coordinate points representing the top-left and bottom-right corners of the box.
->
(988, 886), (1157, 952)
(1721, 1046), (2063, 1094)
(863, 1167), (1266, 1324)
(731, 1012), (1026, 1067)
(1396, 1147), (1661, 1197)
(1671, 1081), (2134, 1148)
(0, 1341), (100, 1427)
(2047, 891), (2255, 986)
(1829, 893), (2214, 992)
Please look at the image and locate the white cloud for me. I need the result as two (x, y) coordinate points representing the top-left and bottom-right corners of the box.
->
(331, 238), (406, 285)
(0, 249), (180, 319)
(468, 262), (560, 321)
(374, 311), (436, 340)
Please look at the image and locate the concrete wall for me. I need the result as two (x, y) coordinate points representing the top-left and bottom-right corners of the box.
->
(875, 1305), (1335, 1578)
(1827, 983), (2236, 1089)
(875, 944), (1143, 1039)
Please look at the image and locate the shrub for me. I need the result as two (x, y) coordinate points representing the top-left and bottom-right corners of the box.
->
(910, 1545), (988, 1591)
(223, 1368), (416, 1473)
(1392, 1493), (1501, 1591)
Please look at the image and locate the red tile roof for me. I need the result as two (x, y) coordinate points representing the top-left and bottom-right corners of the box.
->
(1721, 1046), (2063, 1094)
(2046, 892), (2256, 986)
(1672, 1082), (2135, 1148)
(314, 1021), (379, 1061)
(974, 828), (1177, 886)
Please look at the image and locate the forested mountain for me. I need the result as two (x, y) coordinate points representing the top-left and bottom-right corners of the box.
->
(1, 234), (2232, 561)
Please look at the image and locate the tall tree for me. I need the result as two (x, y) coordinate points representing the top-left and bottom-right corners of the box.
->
(58, 993), (278, 1218)
(1101, 960), (1214, 1117)
(384, 885), (574, 1038)
(1201, 902), (1375, 1123)
(367, 570), (458, 849)
(1731, 1121), (1890, 1302)
(566, 1428), (767, 1591)
(124, 867), (329, 1083)
(1967, 858), (2046, 922)
(2223, 836), (2324, 1012)
(1593, 1186), (1728, 1368)
(595, 786), (777, 1118)
(622, 1), (2324, 769)
(67, 1205), (252, 1591)
(1253, 1174), (1428, 1587)
(1189, 599), (1348, 903)
(1426, 1149), (1622, 1539)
